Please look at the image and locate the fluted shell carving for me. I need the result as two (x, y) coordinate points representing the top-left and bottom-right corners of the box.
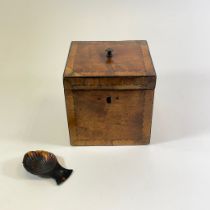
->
(23, 150), (73, 185)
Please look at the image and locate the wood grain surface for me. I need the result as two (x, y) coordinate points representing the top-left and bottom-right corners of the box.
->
(63, 40), (156, 146)
(64, 40), (156, 77)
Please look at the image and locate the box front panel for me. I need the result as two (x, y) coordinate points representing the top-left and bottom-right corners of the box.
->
(69, 89), (154, 145)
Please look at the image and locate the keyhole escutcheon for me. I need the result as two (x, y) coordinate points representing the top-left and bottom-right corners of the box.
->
(106, 96), (111, 104)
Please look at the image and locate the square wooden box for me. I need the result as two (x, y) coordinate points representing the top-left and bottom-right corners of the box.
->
(63, 40), (156, 146)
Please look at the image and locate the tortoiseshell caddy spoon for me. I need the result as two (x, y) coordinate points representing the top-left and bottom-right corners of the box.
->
(23, 150), (73, 185)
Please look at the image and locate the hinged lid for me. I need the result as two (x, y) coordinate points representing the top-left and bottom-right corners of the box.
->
(63, 40), (156, 90)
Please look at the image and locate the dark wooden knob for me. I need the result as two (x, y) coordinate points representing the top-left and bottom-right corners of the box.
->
(105, 48), (113, 58)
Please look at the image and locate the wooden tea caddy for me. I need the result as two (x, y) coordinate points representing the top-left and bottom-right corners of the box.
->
(63, 41), (156, 146)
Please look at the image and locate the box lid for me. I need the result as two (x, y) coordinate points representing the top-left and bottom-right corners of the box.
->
(63, 40), (156, 90)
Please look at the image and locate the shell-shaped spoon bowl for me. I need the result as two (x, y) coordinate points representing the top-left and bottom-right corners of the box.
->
(23, 150), (73, 185)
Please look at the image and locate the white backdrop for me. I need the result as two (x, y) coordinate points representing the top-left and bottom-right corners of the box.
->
(0, 0), (210, 210)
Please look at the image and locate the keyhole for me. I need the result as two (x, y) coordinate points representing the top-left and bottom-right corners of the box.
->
(106, 96), (111, 104)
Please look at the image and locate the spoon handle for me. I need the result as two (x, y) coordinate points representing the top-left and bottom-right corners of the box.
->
(52, 163), (73, 185)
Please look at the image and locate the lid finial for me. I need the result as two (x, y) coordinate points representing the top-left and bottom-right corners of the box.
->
(105, 48), (113, 58)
